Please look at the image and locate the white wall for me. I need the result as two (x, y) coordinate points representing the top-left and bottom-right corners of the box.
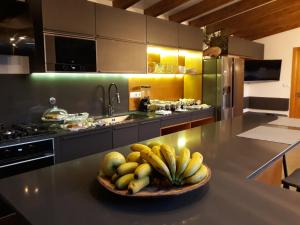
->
(244, 27), (300, 99)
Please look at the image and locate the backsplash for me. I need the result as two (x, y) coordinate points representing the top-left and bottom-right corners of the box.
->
(0, 73), (129, 124)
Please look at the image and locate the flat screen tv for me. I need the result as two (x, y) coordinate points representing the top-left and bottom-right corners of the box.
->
(244, 60), (282, 81)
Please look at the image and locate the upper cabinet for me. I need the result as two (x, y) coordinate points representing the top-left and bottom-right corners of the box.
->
(147, 16), (178, 48)
(178, 24), (203, 51)
(97, 38), (147, 73)
(228, 36), (264, 59)
(42, 0), (95, 36)
(96, 5), (146, 43)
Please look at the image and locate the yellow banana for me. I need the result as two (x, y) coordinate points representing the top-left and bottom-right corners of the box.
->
(147, 142), (160, 148)
(115, 173), (135, 190)
(140, 147), (172, 182)
(184, 165), (208, 185)
(126, 152), (142, 163)
(117, 162), (139, 176)
(134, 163), (152, 179)
(160, 144), (176, 179)
(152, 145), (165, 162)
(176, 147), (191, 178)
(182, 152), (203, 179)
(111, 173), (119, 183)
(131, 144), (152, 153)
(128, 176), (150, 194)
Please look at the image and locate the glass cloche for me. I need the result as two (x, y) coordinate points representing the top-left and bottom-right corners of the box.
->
(42, 97), (68, 122)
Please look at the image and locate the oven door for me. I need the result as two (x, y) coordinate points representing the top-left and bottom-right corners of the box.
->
(44, 34), (96, 72)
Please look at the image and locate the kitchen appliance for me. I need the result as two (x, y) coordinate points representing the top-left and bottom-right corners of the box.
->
(44, 34), (96, 72)
(202, 57), (244, 120)
(0, 137), (55, 179)
(139, 86), (151, 112)
(244, 60), (282, 81)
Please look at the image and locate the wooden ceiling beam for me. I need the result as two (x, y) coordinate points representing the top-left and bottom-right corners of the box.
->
(169, 0), (233, 23)
(235, 6), (300, 40)
(189, 0), (273, 27)
(206, 0), (300, 34)
(112, 0), (140, 9)
(144, 0), (191, 17)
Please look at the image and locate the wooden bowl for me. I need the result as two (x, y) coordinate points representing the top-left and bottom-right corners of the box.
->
(97, 165), (211, 198)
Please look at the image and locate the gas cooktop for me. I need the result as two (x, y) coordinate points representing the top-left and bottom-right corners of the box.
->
(0, 123), (56, 143)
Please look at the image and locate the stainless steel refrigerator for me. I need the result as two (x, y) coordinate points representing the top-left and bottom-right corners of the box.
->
(202, 57), (244, 121)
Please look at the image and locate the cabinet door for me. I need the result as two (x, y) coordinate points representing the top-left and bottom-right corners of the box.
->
(96, 5), (146, 43)
(147, 16), (178, 47)
(138, 119), (161, 141)
(160, 114), (190, 128)
(42, 0), (95, 35)
(113, 123), (139, 148)
(55, 128), (112, 163)
(178, 24), (203, 51)
(97, 38), (147, 73)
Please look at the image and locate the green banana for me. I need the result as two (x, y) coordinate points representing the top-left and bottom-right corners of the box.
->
(160, 144), (176, 179)
(111, 173), (119, 183)
(117, 162), (139, 176)
(115, 173), (135, 190)
(140, 147), (172, 182)
(184, 165), (208, 185)
(134, 163), (152, 179)
(175, 147), (191, 178)
(130, 144), (152, 153)
(182, 152), (203, 179)
(126, 152), (142, 163)
(128, 176), (150, 194)
(147, 142), (160, 148)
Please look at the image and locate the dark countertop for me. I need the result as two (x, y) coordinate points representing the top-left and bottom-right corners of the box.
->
(1, 112), (300, 225)
(0, 107), (214, 147)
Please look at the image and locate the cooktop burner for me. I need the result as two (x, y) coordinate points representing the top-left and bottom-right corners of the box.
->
(0, 123), (55, 143)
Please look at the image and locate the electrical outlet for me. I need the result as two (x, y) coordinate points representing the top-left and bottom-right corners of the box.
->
(130, 92), (141, 98)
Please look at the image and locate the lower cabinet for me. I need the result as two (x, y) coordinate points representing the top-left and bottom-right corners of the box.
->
(138, 119), (161, 141)
(113, 122), (139, 148)
(55, 127), (113, 163)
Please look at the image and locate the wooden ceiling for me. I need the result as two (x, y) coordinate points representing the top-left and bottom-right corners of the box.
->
(108, 0), (300, 40)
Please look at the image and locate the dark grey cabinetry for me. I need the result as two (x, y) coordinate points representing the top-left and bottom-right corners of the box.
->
(147, 16), (178, 47)
(113, 122), (139, 148)
(42, 0), (95, 35)
(55, 127), (112, 163)
(97, 38), (147, 73)
(96, 5), (146, 43)
(190, 108), (214, 121)
(228, 36), (264, 59)
(161, 113), (190, 127)
(178, 25), (203, 51)
(138, 119), (161, 141)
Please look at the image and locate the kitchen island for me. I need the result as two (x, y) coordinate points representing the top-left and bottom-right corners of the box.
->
(1, 112), (300, 225)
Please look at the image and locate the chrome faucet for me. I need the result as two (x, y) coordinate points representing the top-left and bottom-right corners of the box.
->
(107, 83), (121, 116)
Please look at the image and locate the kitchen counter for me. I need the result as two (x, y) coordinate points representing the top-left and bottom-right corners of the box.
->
(1, 112), (300, 225)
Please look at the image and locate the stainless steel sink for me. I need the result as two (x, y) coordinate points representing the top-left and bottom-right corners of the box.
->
(92, 113), (149, 126)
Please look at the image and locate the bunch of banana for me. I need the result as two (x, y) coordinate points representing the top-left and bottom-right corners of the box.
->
(100, 150), (153, 194)
(131, 143), (208, 186)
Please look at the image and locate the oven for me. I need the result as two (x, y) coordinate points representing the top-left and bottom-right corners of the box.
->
(0, 138), (55, 179)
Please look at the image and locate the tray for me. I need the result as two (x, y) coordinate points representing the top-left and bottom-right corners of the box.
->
(97, 165), (211, 198)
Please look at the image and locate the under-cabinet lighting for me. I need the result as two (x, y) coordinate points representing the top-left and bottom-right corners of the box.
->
(147, 46), (179, 56)
(31, 73), (184, 80)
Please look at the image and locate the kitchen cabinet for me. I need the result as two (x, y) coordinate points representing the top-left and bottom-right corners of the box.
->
(160, 113), (190, 128)
(178, 24), (203, 51)
(96, 5), (146, 43)
(228, 36), (264, 59)
(55, 127), (112, 163)
(138, 119), (161, 141)
(147, 16), (178, 47)
(97, 38), (147, 73)
(113, 122), (139, 148)
(42, 0), (95, 36)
